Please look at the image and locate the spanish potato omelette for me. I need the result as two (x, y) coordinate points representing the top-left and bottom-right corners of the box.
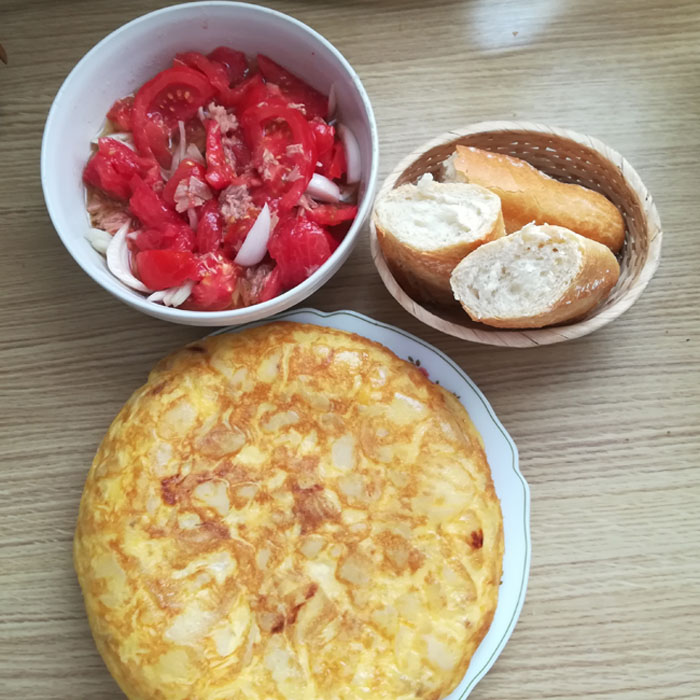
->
(74, 322), (504, 700)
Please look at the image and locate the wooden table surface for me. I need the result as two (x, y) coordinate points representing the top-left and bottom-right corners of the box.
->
(1, 1), (699, 698)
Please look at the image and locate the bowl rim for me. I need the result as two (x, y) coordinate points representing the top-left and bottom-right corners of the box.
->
(41, 0), (379, 324)
(370, 120), (663, 348)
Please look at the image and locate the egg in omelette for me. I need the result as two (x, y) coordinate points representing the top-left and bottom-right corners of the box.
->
(74, 322), (504, 700)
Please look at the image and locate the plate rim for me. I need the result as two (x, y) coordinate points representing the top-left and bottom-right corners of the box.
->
(209, 307), (531, 698)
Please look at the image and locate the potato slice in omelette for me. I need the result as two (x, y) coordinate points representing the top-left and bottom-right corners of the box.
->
(74, 322), (504, 700)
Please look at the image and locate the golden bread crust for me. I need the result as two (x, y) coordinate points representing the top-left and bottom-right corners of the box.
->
(454, 228), (621, 328)
(375, 209), (505, 304)
(74, 323), (503, 700)
(453, 145), (625, 253)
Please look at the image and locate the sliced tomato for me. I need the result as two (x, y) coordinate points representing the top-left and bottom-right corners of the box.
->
(240, 104), (315, 210)
(174, 52), (230, 94)
(259, 266), (282, 302)
(129, 177), (183, 229)
(162, 158), (207, 206)
(133, 67), (214, 167)
(323, 140), (346, 180)
(208, 47), (249, 86)
(252, 121), (292, 188)
(224, 131), (253, 173)
(217, 72), (267, 110)
(305, 203), (357, 227)
(135, 67), (214, 128)
(312, 119), (347, 180)
(256, 54), (328, 119)
(204, 120), (236, 190)
(309, 118), (335, 163)
(268, 214), (338, 289)
(185, 253), (239, 310)
(237, 263), (281, 306)
(138, 116), (173, 168)
(136, 249), (198, 290)
(222, 205), (260, 258)
(107, 97), (134, 132)
(132, 223), (196, 252)
(83, 138), (158, 201)
(196, 199), (224, 254)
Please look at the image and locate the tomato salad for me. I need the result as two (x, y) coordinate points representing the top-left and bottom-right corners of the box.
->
(83, 48), (360, 310)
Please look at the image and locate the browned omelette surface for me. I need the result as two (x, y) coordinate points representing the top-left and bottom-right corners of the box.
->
(74, 322), (504, 700)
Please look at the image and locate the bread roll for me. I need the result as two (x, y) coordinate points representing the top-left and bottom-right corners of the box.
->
(444, 146), (625, 253)
(450, 223), (620, 328)
(373, 174), (505, 303)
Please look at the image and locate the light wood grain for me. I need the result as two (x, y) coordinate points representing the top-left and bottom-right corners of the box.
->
(1, 1), (699, 698)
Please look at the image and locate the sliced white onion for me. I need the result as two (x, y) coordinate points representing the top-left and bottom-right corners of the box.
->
(147, 290), (168, 303)
(305, 173), (341, 203)
(185, 143), (204, 164)
(163, 120), (188, 179)
(164, 280), (195, 307)
(234, 204), (271, 267)
(339, 184), (357, 203)
(338, 124), (361, 184)
(327, 83), (338, 118)
(148, 280), (194, 307)
(187, 208), (199, 230)
(106, 223), (151, 293)
(86, 228), (112, 255)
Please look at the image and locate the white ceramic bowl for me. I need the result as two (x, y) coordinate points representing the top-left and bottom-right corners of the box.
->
(41, 1), (378, 326)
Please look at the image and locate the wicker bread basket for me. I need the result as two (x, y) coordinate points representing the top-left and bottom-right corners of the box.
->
(369, 121), (662, 347)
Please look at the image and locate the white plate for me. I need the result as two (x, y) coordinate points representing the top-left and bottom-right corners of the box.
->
(212, 308), (531, 699)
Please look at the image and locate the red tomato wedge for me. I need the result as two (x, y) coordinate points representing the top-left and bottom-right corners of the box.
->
(129, 178), (183, 229)
(305, 203), (358, 227)
(186, 253), (239, 310)
(83, 138), (158, 201)
(217, 72), (267, 110)
(324, 141), (347, 180)
(259, 266), (282, 302)
(268, 215), (338, 289)
(256, 54), (328, 119)
(204, 120), (236, 190)
(222, 204), (261, 259)
(309, 119), (335, 162)
(139, 117), (173, 169)
(132, 67), (214, 167)
(162, 158), (207, 206)
(132, 223), (196, 252)
(107, 97), (134, 132)
(136, 249), (198, 290)
(240, 104), (315, 210)
(196, 200), (224, 254)
(208, 47), (249, 86)
(174, 52), (230, 94)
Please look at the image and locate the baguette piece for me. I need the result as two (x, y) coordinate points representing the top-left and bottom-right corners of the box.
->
(444, 146), (625, 253)
(374, 173), (505, 303)
(450, 223), (620, 328)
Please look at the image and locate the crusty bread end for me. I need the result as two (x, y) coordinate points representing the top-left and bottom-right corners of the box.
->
(445, 146), (625, 253)
(450, 223), (620, 328)
(374, 174), (505, 303)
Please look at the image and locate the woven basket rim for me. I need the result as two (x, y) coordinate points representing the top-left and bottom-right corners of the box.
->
(370, 121), (663, 348)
